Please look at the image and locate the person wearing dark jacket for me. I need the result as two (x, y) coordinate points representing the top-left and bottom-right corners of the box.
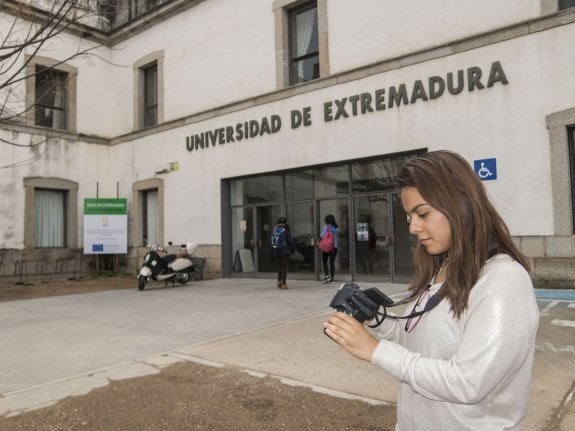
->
(272, 217), (296, 289)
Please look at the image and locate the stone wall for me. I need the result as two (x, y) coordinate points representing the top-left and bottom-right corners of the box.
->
(0, 244), (222, 284)
(518, 236), (575, 289)
(2, 239), (574, 288)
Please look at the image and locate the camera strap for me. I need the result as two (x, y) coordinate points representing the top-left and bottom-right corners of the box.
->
(368, 290), (442, 327)
(374, 247), (504, 326)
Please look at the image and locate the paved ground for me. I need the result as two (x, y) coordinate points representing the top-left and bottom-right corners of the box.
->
(0, 277), (573, 430)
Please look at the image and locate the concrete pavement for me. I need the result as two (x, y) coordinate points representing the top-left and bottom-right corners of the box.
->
(0, 278), (574, 430)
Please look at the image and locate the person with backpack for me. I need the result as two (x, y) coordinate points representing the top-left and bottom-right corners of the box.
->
(271, 217), (296, 289)
(319, 214), (339, 283)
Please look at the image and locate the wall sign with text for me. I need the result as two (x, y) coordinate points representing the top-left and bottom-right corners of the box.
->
(83, 198), (128, 254)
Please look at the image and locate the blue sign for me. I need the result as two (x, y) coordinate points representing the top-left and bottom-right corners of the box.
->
(474, 158), (497, 181)
(92, 244), (104, 252)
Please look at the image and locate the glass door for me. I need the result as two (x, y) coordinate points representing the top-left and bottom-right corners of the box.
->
(286, 201), (315, 273)
(353, 194), (391, 276)
(352, 192), (415, 282)
(231, 206), (255, 273)
(318, 198), (350, 281)
(256, 204), (284, 273)
(231, 204), (284, 274)
(392, 192), (417, 278)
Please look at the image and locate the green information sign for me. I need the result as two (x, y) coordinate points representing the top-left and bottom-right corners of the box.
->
(83, 198), (128, 254)
(84, 198), (127, 215)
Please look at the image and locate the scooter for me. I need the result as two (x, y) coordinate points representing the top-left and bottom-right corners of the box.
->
(137, 242), (198, 290)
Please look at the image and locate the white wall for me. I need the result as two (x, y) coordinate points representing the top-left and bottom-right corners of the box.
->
(102, 0), (547, 136)
(326, 0), (541, 74)
(0, 0), (549, 137)
(121, 24), (574, 243)
(106, 0), (278, 135)
(0, 131), (112, 249)
(1, 1), (573, 252)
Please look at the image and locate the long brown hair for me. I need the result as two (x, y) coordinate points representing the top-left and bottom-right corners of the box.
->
(396, 150), (530, 318)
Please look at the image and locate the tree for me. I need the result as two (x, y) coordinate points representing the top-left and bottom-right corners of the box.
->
(0, 0), (106, 162)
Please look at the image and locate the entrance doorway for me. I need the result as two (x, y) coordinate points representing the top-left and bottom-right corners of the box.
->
(318, 198), (350, 281)
(229, 194), (413, 282)
(224, 151), (424, 281)
(352, 192), (415, 281)
(230, 202), (316, 275)
(354, 194), (391, 277)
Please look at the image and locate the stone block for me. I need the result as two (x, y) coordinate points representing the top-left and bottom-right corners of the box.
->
(533, 258), (575, 281)
(545, 236), (575, 258)
(520, 236), (546, 258)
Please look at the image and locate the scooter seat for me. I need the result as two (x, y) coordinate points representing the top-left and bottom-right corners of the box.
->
(163, 254), (178, 266)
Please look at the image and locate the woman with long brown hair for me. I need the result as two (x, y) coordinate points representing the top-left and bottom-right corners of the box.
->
(324, 150), (539, 430)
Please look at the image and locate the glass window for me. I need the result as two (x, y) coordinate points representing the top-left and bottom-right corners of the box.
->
(286, 201), (315, 273)
(143, 63), (158, 128)
(351, 159), (399, 193)
(143, 189), (159, 245)
(351, 153), (427, 194)
(289, 2), (319, 85)
(134, 52), (163, 130)
(285, 170), (314, 200)
(224, 152), (425, 279)
(230, 175), (284, 205)
(318, 198), (350, 277)
(132, 178), (163, 247)
(24, 178), (78, 250)
(313, 164), (349, 198)
(559, 0), (575, 10)
(35, 189), (66, 247)
(568, 127), (575, 233)
(354, 195), (391, 276)
(35, 66), (67, 130)
(392, 192), (417, 276)
(98, 0), (170, 29)
(256, 204), (285, 272)
(231, 207), (254, 272)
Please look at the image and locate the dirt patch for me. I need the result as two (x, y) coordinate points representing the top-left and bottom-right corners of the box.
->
(0, 361), (395, 431)
(0, 276), (397, 430)
(0, 274), (136, 302)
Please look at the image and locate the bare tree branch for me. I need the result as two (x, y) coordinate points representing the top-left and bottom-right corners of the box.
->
(1, 1), (95, 91)
(0, 0), (110, 168)
(0, 0), (173, 169)
(0, 146), (49, 169)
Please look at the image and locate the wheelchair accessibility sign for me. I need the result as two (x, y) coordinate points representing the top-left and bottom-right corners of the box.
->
(474, 158), (497, 181)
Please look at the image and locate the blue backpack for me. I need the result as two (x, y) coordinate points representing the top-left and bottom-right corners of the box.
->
(271, 225), (287, 249)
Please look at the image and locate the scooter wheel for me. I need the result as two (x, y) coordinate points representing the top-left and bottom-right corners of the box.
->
(138, 276), (146, 291)
(175, 272), (190, 285)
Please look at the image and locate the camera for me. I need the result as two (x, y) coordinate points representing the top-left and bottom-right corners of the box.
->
(329, 283), (394, 322)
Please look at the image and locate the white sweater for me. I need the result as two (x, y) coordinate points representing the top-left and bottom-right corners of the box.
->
(371, 254), (539, 431)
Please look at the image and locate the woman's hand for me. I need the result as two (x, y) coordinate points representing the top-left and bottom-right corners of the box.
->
(323, 312), (379, 362)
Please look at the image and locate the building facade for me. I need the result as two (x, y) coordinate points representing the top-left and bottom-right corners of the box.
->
(1, 0), (574, 287)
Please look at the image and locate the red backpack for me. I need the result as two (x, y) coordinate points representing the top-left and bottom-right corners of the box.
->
(319, 225), (334, 253)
